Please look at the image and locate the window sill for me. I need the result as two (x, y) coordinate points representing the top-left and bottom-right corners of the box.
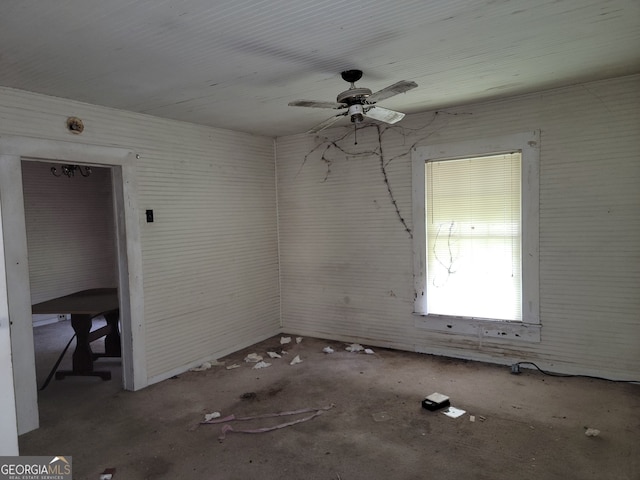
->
(414, 313), (541, 343)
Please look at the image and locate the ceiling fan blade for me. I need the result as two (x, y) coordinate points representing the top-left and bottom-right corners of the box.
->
(289, 100), (346, 109)
(307, 113), (348, 133)
(368, 80), (418, 103)
(364, 106), (406, 124)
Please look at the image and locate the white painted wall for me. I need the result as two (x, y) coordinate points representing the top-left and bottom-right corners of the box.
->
(21, 162), (117, 306)
(0, 86), (281, 441)
(276, 74), (640, 380)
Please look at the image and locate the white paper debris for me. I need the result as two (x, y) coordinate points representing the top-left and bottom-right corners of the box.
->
(469, 415), (476, 422)
(204, 412), (221, 422)
(443, 407), (466, 419)
(190, 361), (212, 371)
(267, 351), (282, 359)
(226, 364), (241, 370)
(280, 336), (292, 344)
(290, 355), (303, 365)
(244, 353), (263, 363)
(99, 475), (113, 480)
(323, 346), (335, 354)
(253, 361), (272, 369)
(296, 337), (303, 344)
(364, 348), (375, 355)
(345, 343), (364, 352)
(585, 428), (600, 437)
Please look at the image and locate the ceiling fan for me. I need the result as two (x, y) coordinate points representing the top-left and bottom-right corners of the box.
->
(289, 70), (418, 133)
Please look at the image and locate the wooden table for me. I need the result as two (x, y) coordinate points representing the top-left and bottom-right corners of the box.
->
(32, 288), (120, 381)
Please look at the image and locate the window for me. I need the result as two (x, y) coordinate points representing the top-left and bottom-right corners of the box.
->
(426, 152), (522, 320)
(412, 132), (540, 342)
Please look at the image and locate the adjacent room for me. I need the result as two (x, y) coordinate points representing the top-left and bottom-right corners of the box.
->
(0, 1), (638, 479)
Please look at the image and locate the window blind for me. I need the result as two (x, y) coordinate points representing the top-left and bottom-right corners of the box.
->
(425, 152), (522, 321)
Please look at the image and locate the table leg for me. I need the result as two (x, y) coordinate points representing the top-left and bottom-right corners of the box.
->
(103, 310), (121, 357)
(70, 314), (93, 374)
(55, 313), (111, 381)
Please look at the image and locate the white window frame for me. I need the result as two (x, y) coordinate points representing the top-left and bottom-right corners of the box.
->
(412, 131), (540, 343)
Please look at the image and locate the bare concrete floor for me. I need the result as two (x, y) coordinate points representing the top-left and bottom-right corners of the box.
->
(21, 320), (640, 479)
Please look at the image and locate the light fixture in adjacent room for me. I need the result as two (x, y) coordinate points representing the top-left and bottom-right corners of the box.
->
(50, 164), (92, 178)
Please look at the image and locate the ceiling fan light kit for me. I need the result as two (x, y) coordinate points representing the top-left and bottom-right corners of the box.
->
(288, 69), (418, 134)
(348, 104), (365, 124)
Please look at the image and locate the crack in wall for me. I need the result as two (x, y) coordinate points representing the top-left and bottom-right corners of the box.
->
(297, 110), (472, 238)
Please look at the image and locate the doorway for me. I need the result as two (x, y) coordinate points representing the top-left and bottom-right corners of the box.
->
(0, 136), (146, 438)
(22, 160), (120, 389)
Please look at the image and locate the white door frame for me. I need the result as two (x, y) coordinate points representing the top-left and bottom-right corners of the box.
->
(0, 135), (147, 440)
(0, 183), (19, 455)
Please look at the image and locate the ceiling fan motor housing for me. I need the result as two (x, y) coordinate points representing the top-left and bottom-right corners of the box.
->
(336, 87), (372, 105)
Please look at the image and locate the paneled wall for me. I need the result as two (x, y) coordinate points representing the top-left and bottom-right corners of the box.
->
(276, 74), (640, 379)
(0, 86), (280, 382)
(2, 74), (638, 387)
(21, 162), (116, 306)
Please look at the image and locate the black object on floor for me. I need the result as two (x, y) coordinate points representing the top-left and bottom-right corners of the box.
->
(422, 392), (450, 411)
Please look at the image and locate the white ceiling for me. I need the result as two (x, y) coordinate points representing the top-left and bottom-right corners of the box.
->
(1, 0), (639, 137)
